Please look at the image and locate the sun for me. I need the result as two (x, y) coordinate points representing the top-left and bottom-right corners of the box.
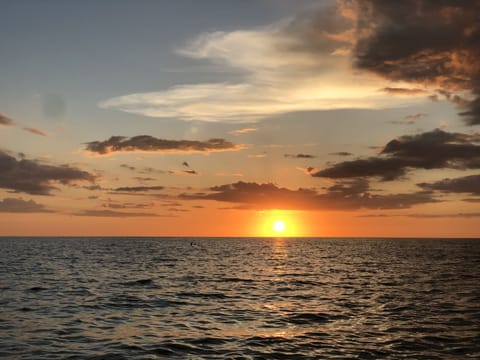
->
(255, 210), (308, 237)
(273, 220), (286, 233)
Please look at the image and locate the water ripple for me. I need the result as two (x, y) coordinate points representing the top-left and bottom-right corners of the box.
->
(0, 237), (479, 359)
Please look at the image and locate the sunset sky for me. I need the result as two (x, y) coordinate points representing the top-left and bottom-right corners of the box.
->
(1, 0), (479, 237)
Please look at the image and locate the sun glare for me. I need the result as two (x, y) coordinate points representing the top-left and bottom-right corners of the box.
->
(254, 210), (310, 237)
(273, 220), (286, 233)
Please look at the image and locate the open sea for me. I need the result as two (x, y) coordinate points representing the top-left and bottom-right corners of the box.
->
(0, 237), (479, 359)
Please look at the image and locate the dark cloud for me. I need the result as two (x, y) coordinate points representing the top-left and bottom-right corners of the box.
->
(0, 150), (95, 195)
(74, 209), (159, 217)
(133, 176), (156, 182)
(0, 198), (52, 213)
(462, 198), (480, 203)
(183, 170), (198, 175)
(359, 212), (480, 218)
(313, 129), (480, 180)
(181, 180), (437, 210)
(284, 153), (316, 159)
(125, 166), (173, 175)
(350, 0), (480, 125)
(313, 157), (409, 181)
(418, 174), (480, 195)
(85, 135), (241, 155)
(102, 202), (154, 209)
(120, 164), (136, 171)
(407, 212), (480, 218)
(0, 113), (14, 126)
(180, 161), (199, 175)
(381, 129), (480, 162)
(381, 87), (427, 95)
(112, 185), (165, 192)
(83, 184), (104, 191)
(330, 152), (353, 156)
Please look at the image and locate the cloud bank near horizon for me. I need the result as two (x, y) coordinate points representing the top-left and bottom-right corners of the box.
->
(181, 180), (437, 211)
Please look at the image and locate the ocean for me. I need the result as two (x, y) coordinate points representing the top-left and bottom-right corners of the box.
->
(0, 237), (479, 359)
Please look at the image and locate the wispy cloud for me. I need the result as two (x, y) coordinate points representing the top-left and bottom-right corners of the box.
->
(0, 113), (47, 136)
(99, 3), (422, 123)
(102, 201), (154, 209)
(112, 185), (165, 193)
(391, 113), (429, 125)
(85, 135), (242, 155)
(404, 113), (428, 121)
(229, 127), (258, 135)
(22, 127), (47, 136)
(74, 209), (159, 217)
(381, 87), (428, 95)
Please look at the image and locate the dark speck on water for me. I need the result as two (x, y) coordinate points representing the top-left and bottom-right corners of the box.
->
(0, 237), (479, 359)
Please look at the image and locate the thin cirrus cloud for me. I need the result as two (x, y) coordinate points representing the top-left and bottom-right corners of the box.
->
(404, 113), (428, 121)
(181, 180), (437, 211)
(22, 127), (47, 137)
(85, 135), (242, 155)
(313, 129), (480, 181)
(0, 113), (46, 136)
(98, 2), (425, 123)
(73, 209), (159, 217)
(112, 185), (165, 192)
(0, 150), (95, 195)
(0, 198), (52, 213)
(391, 112), (428, 125)
(229, 128), (258, 135)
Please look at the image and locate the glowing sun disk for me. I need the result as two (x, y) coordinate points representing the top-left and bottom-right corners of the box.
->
(273, 220), (286, 233)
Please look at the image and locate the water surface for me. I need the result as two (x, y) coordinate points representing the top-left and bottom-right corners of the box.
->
(1, 237), (479, 359)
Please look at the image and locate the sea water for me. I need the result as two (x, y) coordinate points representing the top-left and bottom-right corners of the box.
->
(0, 237), (479, 359)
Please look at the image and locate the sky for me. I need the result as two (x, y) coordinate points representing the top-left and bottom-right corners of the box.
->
(1, 0), (479, 237)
